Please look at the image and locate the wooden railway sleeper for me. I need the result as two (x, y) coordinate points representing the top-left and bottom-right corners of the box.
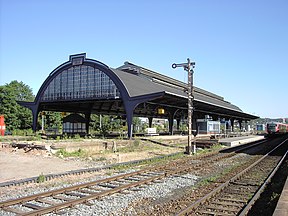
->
(225, 185), (255, 193)
(218, 197), (247, 203)
(205, 204), (239, 213)
(77, 188), (97, 195)
(223, 190), (252, 197)
(15, 173), (168, 215)
(83, 200), (95, 206)
(124, 177), (141, 181)
(97, 183), (119, 189)
(36, 197), (59, 206)
(197, 210), (235, 216)
(22, 202), (43, 210)
(176, 141), (286, 216)
(86, 186), (106, 192)
(205, 197), (246, 211)
(230, 181), (260, 187)
(0, 140), (271, 215)
(211, 200), (244, 207)
(228, 183), (258, 190)
(65, 191), (88, 198)
(52, 195), (74, 201)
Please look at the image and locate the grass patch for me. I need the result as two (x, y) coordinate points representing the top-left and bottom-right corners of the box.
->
(196, 143), (225, 154)
(196, 174), (221, 188)
(112, 152), (185, 171)
(117, 139), (162, 153)
(210, 144), (225, 150)
(94, 156), (106, 162)
(55, 148), (87, 158)
(195, 160), (244, 189)
(37, 173), (46, 183)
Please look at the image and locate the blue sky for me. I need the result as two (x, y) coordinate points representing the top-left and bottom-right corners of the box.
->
(0, 0), (287, 118)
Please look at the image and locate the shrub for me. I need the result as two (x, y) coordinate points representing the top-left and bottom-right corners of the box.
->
(37, 173), (46, 183)
(55, 148), (87, 158)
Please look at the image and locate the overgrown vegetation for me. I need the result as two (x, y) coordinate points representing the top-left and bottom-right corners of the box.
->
(55, 148), (87, 158)
(195, 160), (243, 188)
(112, 152), (185, 171)
(117, 139), (142, 153)
(115, 138), (172, 154)
(0, 81), (34, 131)
(196, 143), (224, 154)
(37, 173), (46, 183)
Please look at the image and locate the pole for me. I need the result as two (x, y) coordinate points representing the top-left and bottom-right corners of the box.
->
(41, 114), (44, 133)
(191, 61), (196, 154)
(172, 58), (196, 155)
(100, 114), (102, 129)
(187, 58), (192, 155)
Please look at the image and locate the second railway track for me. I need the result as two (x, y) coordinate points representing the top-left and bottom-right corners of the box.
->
(0, 137), (286, 215)
(176, 137), (288, 216)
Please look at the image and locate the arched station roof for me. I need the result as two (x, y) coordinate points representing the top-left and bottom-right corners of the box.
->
(114, 61), (257, 120)
(18, 53), (258, 135)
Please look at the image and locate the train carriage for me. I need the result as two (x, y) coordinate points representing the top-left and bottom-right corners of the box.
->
(266, 122), (288, 135)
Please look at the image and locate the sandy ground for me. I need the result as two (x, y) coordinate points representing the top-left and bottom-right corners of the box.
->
(0, 150), (96, 182)
(0, 138), (183, 183)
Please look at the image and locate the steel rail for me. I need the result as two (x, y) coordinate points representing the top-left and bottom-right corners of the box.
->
(3, 161), (204, 216)
(20, 172), (170, 216)
(0, 138), (268, 215)
(0, 167), (155, 208)
(5, 144), (251, 205)
(238, 148), (288, 216)
(0, 138), (267, 188)
(175, 137), (288, 216)
(0, 162), (195, 215)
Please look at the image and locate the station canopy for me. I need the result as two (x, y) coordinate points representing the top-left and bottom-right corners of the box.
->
(18, 53), (258, 137)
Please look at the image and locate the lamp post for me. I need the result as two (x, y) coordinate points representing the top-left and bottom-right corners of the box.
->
(172, 58), (196, 155)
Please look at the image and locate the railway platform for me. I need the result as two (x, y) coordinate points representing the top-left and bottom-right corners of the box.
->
(273, 175), (288, 216)
(218, 135), (265, 147)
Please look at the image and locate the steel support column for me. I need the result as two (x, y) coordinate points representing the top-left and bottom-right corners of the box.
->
(176, 118), (180, 130)
(148, 117), (153, 128)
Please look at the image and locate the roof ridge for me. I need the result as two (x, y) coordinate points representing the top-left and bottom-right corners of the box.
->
(117, 61), (224, 101)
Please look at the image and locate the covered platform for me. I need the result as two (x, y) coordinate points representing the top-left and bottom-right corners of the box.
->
(218, 135), (265, 147)
(18, 53), (258, 138)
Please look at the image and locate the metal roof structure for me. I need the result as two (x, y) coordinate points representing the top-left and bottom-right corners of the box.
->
(115, 62), (255, 119)
(18, 53), (258, 138)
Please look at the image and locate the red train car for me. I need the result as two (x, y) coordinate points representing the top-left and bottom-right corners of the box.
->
(266, 122), (288, 135)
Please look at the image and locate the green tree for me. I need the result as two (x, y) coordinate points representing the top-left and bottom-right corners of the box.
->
(132, 117), (142, 133)
(45, 111), (62, 130)
(0, 81), (34, 131)
(90, 114), (125, 136)
(90, 114), (110, 137)
(89, 115), (143, 136)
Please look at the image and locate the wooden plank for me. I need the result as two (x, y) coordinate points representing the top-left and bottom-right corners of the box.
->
(65, 192), (86, 198)
(211, 200), (243, 207)
(219, 197), (246, 203)
(198, 210), (234, 216)
(23, 202), (42, 210)
(53, 195), (74, 201)
(206, 205), (239, 212)
(37, 198), (58, 205)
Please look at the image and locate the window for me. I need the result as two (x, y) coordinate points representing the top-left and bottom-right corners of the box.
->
(41, 65), (121, 101)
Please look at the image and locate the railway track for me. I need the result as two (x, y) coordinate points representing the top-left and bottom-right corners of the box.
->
(176, 137), (288, 216)
(0, 138), (273, 215)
